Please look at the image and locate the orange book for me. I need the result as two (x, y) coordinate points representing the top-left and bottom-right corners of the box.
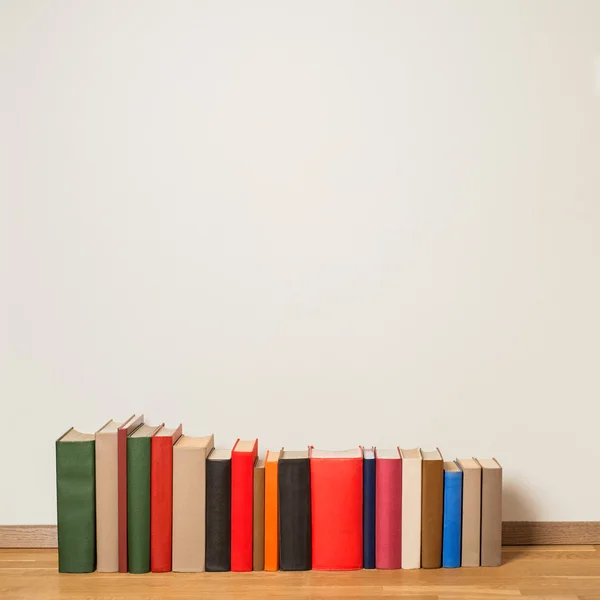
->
(264, 450), (280, 571)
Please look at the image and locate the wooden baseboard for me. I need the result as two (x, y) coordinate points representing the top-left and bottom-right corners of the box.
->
(1, 522), (600, 549)
(502, 521), (600, 545)
(0, 526), (57, 548)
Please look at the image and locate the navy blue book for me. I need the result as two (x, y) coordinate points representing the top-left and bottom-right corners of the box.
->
(442, 461), (463, 568)
(362, 447), (376, 569)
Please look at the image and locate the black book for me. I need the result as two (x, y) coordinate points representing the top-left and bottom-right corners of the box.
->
(278, 449), (311, 571)
(205, 449), (232, 571)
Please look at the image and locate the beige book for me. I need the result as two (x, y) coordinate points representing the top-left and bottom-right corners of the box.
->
(477, 458), (502, 567)
(95, 416), (134, 572)
(172, 433), (215, 572)
(399, 447), (422, 569)
(253, 459), (265, 571)
(456, 458), (482, 567)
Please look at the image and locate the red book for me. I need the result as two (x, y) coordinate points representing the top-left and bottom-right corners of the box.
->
(375, 448), (402, 569)
(150, 424), (182, 572)
(117, 414), (144, 573)
(310, 448), (363, 570)
(230, 439), (258, 572)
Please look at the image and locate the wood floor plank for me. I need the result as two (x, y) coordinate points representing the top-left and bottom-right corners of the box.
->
(1, 547), (600, 599)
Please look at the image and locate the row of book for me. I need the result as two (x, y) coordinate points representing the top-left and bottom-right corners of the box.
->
(55, 415), (503, 573)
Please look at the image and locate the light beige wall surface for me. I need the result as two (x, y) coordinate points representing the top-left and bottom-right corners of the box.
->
(1, 0), (599, 523)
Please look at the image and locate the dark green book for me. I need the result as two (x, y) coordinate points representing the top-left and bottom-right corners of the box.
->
(127, 423), (161, 574)
(56, 428), (96, 573)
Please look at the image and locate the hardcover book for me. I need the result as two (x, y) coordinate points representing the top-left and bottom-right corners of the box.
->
(253, 459), (265, 571)
(231, 439), (259, 572)
(96, 417), (133, 573)
(478, 458), (502, 567)
(310, 448), (363, 570)
(264, 450), (280, 571)
(205, 448), (232, 572)
(127, 423), (162, 573)
(150, 424), (182, 572)
(375, 448), (402, 569)
(421, 448), (443, 569)
(400, 447), (422, 569)
(442, 461), (462, 568)
(278, 449), (311, 571)
(56, 428), (96, 573)
(172, 433), (215, 572)
(117, 414), (144, 572)
(456, 458), (482, 566)
(362, 447), (376, 569)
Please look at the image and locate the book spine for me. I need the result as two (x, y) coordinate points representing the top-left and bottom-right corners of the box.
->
(481, 465), (502, 567)
(375, 458), (402, 569)
(278, 458), (311, 571)
(56, 440), (96, 573)
(311, 458), (362, 570)
(253, 464), (265, 570)
(461, 467), (481, 566)
(205, 459), (232, 571)
(127, 437), (152, 573)
(442, 470), (462, 568)
(264, 459), (279, 571)
(172, 445), (210, 572)
(362, 457), (376, 569)
(150, 436), (174, 572)
(401, 458), (422, 569)
(421, 459), (443, 569)
(231, 452), (255, 571)
(117, 428), (128, 572)
(95, 432), (119, 572)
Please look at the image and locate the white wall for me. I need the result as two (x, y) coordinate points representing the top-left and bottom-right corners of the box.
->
(1, 0), (599, 524)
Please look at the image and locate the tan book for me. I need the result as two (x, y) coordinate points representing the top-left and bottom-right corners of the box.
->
(457, 458), (482, 567)
(420, 449), (443, 569)
(477, 458), (502, 567)
(253, 459), (265, 571)
(399, 447), (422, 569)
(264, 450), (280, 571)
(172, 433), (215, 572)
(95, 416), (135, 572)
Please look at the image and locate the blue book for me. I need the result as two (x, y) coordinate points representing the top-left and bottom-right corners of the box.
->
(442, 461), (463, 568)
(362, 447), (376, 568)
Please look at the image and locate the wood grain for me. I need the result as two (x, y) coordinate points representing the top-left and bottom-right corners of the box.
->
(503, 522), (600, 545)
(3, 523), (600, 549)
(0, 526), (57, 548)
(1, 546), (600, 599)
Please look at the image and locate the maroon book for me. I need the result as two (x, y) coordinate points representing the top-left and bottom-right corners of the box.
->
(375, 448), (402, 569)
(117, 414), (144, 573)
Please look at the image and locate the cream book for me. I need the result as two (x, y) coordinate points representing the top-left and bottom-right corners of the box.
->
(400, 447), (422, 569)
(172, 433), (215, 572)
(95, 415), (136, 572)
(456, 458), (482, 567)
(477, 458), (502, 567)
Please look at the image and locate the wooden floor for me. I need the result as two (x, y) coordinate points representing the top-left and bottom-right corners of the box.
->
(2, 547), (600, 599)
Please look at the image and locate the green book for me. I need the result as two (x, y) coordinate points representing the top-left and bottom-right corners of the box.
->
(56, 428), (96, 573)
(127, 424), (161, 574)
